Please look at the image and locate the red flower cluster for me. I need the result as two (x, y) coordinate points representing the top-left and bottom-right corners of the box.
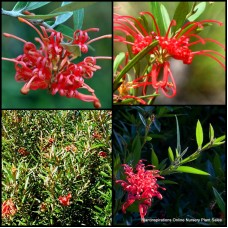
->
(58, 193), (72, 206)
(18, 147), (30, 156)
(2, 18), (111, 108)
(114, 11), (225, 99)
(116, 160), (165, 222)
(2, 199), (17, 218)
(98, 151), (107, 158)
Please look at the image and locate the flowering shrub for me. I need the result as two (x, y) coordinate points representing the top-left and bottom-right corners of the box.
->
(2, 2), (112, 108)
(113, 2), (225, 104)
(113, 106), (225, 225)
(2, 110), (112, 226)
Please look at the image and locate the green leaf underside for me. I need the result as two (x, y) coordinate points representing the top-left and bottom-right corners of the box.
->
(196, 120), (203, 148)
(52, 2), (73, 28)
(113, 40), (159, 92)
(188, 2), (206, 22)
(20, 11), (72, 20)
(176, 166), (210, 175)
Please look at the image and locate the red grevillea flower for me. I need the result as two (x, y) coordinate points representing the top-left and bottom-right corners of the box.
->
(98, 151), (107, 157)
(114, 11), (225, 98)
(116, 160), (165, 222)
(2, 199), (17, 218)
(59, 193), (72, 206)
(2, 18), (111, 108)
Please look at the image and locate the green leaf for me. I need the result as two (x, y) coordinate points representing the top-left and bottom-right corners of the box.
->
(113, 41), (159, 91)
(51, 2), (95, 13)
(12, 2), (29, 12)
(196, 120), (203, 149)
(214, 135), (226, 143)
(73, 8), (84, 30)
(26, 2), (50, 11)
(172, 2), (190, 35)
(160, 4), (171, 34)
(51, 2), (73, 28)
(209, 123), (214, 141)
(24, 176), (29, 190)
(60, 43), (81, 58)
(149, 2), (167, 35)
(188, 2), (206, 22)
(212, 187), (225, 213)
(168, 147), (174, 162)
(176, 166), (210, 175)
(47, 23), (74, 39)
(20, 11), (71, 20)
(213, 153), (223, 177)
(113, 52), (125, 75)
(151, 149), (159, 168)
(175, 115), (181, 154)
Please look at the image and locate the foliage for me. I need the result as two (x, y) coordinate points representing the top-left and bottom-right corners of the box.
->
(113, 106), (225, 226)
(2, 110), (112, 226)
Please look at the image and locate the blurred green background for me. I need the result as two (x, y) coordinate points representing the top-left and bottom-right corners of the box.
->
(114, 2), (225, 104)
(2, 2), (112, 108)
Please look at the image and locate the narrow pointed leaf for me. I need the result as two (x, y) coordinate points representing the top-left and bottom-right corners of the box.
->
(175, 115), (181, 154)
(212, 187), (225, 213)
(12, 2), (29, 12)
(138, 113), (146, 127)
(114, 52), (125, 75)
(196, 120), (203, 149)
(51, 2), (95, 13)
(113, 40), (158, 91)
(151, 149), (159, 168)
(209, 123), (214, 141)
(26, 2), (50, 11)
(168, 147), (174, 162)
(176, 166), (210, 175)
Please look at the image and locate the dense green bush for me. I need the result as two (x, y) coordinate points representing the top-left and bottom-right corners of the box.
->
(2, 110), (112, 226)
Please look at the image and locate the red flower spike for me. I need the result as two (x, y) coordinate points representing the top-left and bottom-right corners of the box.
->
(116, 160), (165, 222)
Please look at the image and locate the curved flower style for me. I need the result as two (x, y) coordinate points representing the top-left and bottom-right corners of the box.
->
(2, 199), (17, 218)
(59, 193), (72, 206)
(2, 17), (111, 108)
(114, 11), (225, 99)
(116, 160), (165, 222)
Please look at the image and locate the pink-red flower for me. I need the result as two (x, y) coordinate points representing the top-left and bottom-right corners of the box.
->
(114, 11), (225, 98)
(98, 151), (107, 158)
(116, 160), (165, 222)
(2, 199), (17, 218)
(58, 193), (72, 206)
(2, 17), (111, 108)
